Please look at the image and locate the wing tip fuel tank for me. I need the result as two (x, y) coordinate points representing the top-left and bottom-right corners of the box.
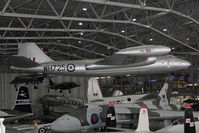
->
(116, 45), (171, 56)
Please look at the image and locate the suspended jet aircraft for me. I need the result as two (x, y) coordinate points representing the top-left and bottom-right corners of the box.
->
(48, 78), (80, 93)
(0, 86), (33, 123)
(4, 42), (191, 76)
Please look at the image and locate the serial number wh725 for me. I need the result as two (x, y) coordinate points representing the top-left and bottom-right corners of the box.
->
(43, 65), (66, 72)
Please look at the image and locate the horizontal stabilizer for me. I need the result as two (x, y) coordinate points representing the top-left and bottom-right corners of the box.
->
(0, 55), (40, 68)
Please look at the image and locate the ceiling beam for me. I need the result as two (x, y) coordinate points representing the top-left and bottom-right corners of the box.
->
(50, 49), (87, 59)
(1, 36), (119, 50)
(73, 0), (199, 25)
(0, 27), (144, 46)
(0, 12), (197, 51)
(50, 42), (108, 57)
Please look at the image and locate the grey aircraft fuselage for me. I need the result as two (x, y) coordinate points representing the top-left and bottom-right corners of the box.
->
(11, 55), (191, 76)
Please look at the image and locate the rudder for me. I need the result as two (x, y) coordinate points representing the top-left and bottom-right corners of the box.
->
(13, 86), (32, 113)
(136, 106), (150, 132)
(87, 78), (103, 101)
(158, 82), (172, 110)
(184, 104), (196, 133)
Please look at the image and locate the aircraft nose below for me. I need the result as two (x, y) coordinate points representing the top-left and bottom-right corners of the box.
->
(51, 114), (81, 132)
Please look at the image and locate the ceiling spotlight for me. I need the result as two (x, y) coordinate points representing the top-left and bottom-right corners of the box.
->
(4, 45), (7, 48)
(78, 40), (82, 43)
(149, 38), (153, 41)
(107, 46), (110, 49)
(121, 30), (125, 33)
(163, 28), (167, 32)
(186, 37), (189, 41)
(80, 32), (83, 35)
(78, 22), (83, 26)
(132, 18), (137, 22)
(172, 47), (175, 50)
(82, 8), (87, 11)
(144, 3), (146, 6)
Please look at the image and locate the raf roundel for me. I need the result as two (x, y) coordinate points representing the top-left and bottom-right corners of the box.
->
(67, 64), (75, 72)
(91, 113), (99, 124)
(38, 127), (46, 133)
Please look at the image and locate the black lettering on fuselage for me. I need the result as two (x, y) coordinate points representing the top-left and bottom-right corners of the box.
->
(43, 64), (67, 72)
(43, 66), (48, 72)
(48, 65), (53, 71)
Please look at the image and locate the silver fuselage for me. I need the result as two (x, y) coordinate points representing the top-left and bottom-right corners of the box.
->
(11, 55), (191, 76)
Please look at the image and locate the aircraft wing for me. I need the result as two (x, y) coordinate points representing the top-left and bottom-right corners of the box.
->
(3, 113), (33, 123)
(0, 110), (33, 123)
(95, 45), (171, 65)
(0, 55), (40, 68)
(86, 45), (171, 70)
(95, 54), (147, 65)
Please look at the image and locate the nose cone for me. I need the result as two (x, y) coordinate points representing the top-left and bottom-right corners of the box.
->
(183, 60), (192, 68)
(51, 114), (81, 132)
(176, 59), (191, 70)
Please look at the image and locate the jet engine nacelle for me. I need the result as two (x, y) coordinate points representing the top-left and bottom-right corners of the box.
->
(116, 45), (171, 56)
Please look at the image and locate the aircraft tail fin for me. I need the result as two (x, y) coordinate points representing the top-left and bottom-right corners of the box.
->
(87, 78), (103, 101)
(157, 82), (172, 110)
(18, 42), (53, 64)
(136, 106), (150, 132)
(184, 104), (196, 133)
(12, 86), (32, 113)
(0, 118), (5, 133)
(106, 104), (116, 128)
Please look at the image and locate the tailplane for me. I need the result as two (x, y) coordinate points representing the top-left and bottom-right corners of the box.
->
(87, 78), (103, 101)
(18, 42), (53, 64)
(12, 86), (32, 113)
(136, 106), (150, 132)
(184, 104), (196, 133)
